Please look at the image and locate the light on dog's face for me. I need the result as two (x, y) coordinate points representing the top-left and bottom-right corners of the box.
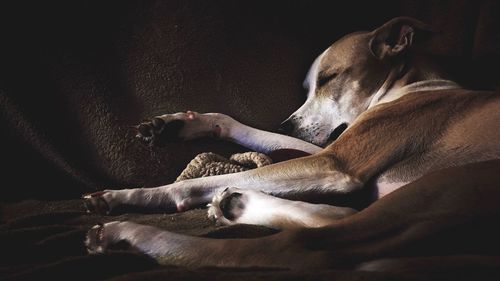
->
(282, 32), (389, 146)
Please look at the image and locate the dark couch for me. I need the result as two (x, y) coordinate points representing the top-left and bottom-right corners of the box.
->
(1, 1), (499, 280)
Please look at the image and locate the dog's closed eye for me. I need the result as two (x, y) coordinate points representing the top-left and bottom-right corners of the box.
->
(317, 72), (338, 88)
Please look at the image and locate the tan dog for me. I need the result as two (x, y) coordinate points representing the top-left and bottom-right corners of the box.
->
(84, 17), (500, 270)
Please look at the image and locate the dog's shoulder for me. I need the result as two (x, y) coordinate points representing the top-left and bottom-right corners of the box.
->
(339, 87), (498, 144)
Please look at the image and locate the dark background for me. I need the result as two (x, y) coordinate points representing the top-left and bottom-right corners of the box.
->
(0, 0), (499, 200)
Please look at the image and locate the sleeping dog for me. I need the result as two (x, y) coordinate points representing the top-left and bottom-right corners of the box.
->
(83, 17), (500, 270)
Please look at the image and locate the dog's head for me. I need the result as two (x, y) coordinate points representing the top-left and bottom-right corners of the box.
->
(278, 17), (433, 146)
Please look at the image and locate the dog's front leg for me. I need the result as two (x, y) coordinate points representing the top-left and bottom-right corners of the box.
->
(85, 221), (329, 269)
(136, 111), (321, 154)
(84, 154), (363, 214)
(208, 187), (357, 229)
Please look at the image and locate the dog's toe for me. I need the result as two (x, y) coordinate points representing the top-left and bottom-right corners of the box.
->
(83, 191), (111, 215)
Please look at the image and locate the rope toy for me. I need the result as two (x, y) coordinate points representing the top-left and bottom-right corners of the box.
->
(175, 152), (273, 182)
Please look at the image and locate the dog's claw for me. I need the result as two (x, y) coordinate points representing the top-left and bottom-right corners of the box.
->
(83, 192), (110, 215)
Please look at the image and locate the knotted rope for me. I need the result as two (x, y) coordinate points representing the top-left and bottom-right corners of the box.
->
(175, 152), (273, 182)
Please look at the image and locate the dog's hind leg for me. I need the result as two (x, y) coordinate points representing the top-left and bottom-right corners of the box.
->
(207, 187), (357, 229)
(85, 220), (329, 269)
(135, 111), (321, 154)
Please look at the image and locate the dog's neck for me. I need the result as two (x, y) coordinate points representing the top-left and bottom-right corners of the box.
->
(368, 55), (461, 108)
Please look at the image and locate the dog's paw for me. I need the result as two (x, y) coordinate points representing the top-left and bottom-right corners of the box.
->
(85, 223), (108, 254)
(83, 191), (112, 215)
(135, 111), (227, 147)
(208, 187), (247, 226)
(135, 113), (188, 147)
(85, 221), (129, 254)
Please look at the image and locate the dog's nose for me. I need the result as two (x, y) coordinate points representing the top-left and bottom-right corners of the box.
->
(277, 119), (295, 135)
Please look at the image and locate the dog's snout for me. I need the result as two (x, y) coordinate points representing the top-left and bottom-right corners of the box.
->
(277, 119), (295, 135)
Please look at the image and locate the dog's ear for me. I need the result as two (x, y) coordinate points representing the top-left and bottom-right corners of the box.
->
(369, 17), (435, 60)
